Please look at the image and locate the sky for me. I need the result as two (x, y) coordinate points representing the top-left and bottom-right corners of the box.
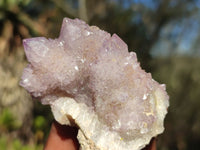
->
(152, 11), (200, 56)
(119, 0), (200, 57)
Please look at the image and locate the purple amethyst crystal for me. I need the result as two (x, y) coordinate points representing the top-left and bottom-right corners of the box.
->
(20, 18), (169, 150)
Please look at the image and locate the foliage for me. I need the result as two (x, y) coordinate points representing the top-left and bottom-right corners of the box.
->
(0, 108), (20, 132)
(0, 136), (43, 150)
(32, 102), (53, 143)
(151, 56), (200, 150)
(34, 116), (46, 131)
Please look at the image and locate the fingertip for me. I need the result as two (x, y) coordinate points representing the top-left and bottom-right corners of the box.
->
(44, 120), (79, 150)
(142, 138), (156, 150)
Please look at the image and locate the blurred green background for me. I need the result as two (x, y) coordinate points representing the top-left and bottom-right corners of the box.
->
(0, 0), (200, 149)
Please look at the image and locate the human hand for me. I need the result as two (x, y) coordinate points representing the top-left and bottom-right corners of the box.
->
(44, 120), (156, 150)
(44, 120), (79, 150)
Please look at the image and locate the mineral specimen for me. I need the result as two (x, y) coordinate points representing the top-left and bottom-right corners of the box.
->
(20, 18), (169, 150)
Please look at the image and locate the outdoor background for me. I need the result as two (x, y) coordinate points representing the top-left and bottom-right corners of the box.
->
(0, 0), (200, 149)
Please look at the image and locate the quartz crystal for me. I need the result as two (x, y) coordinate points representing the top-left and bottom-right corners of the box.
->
(20, 18), (169, 150)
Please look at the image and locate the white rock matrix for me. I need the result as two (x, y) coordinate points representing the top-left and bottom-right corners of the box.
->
(20, 18), (169, 150)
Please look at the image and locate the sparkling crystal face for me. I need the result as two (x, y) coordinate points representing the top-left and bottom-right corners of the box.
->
(20, 18), (169, 140)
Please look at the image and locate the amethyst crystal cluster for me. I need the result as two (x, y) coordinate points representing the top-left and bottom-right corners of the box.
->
(20, 18), (169, 150)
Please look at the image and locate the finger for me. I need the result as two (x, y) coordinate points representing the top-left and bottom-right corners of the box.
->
(44, 120), (79, 150)
(142, 138), (156, 150)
